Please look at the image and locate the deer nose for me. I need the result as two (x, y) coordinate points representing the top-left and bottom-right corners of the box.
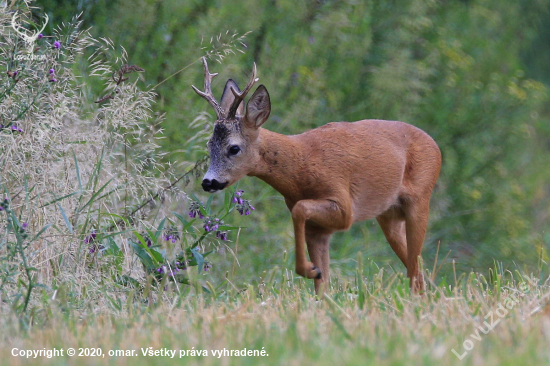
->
(202, 178), (228, 192)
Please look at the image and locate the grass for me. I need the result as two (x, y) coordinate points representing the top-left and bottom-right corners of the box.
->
(2, 3), (550, 365)
(1, 264), (549, 366)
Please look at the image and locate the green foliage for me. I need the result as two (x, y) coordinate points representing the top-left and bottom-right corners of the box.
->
(35, 0), (550, 277)
(0, 190), (50, 319)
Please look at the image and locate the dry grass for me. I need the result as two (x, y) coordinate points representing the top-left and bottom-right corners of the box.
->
(1, 267), (550, 365)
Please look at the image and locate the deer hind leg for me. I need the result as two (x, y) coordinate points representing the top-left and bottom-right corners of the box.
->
(291, 199), (351, 282)
(306, 228), (331, 295)
(403, 198), (430, 293)
(376, 207), (408, 267)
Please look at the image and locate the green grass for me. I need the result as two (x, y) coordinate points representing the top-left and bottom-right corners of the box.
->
(1, 265), (549, 366)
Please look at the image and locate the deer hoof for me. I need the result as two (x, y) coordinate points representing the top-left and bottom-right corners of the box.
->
(310, 265), (322, 279)
(297, 263), (322, 279)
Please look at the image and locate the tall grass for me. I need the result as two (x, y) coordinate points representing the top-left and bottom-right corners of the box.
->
(0, 1), (250, 322)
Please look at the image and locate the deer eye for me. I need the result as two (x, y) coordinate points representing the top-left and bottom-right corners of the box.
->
(228, 145), (241, 156)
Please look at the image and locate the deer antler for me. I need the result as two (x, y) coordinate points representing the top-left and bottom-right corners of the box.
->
(191, 57), (224, 120)
(11, 12), (49, 45)
(227, 63), (258, 119)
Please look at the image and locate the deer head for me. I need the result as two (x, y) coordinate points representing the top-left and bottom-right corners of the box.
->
(11, 12), (49, 53)
(192, 57), (271, 192)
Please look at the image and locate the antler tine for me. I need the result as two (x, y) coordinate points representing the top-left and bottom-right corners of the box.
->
(191, 57), (224, 120)
(227, 62), (258, 119)
(37, 14), (49, 36)
(11, 13), (28, 39)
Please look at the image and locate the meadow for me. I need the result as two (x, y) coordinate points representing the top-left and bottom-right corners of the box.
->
(1, 1), (550, 365)
(2, 266), (550, 366)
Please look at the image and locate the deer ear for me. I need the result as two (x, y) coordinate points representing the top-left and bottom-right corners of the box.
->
(220, 79), (244, 117)
(245, 85), (271, 129)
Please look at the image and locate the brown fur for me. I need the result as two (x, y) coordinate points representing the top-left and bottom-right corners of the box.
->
(193, 59), (442, 295)
(246, 121), (441, 294)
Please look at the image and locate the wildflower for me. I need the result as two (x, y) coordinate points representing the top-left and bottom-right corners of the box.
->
(54, 41), (61, 49)
(13, 71), (18, 77)
(203, 217), (224, 232)
(188, 201), (204, 219)
(236, 199), (255, 216)
(216, 230), (228, 241)
(174, 261), (187, 271)
(21, 222), (28, 229)
(163, 226), (179, 242)
(84, 230), (97, 244)
(49, 78), (57, 83)
(232, 189), (244, 204)
(49, 68), (54, 74)
(203, 263), (212, 272)
(140, 233), (153, 247)
(38, 34), (43, 39)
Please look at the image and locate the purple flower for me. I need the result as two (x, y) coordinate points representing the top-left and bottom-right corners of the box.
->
(188, 201), (205, 219)
(245, 209), (250, 215)
(84, 230), (97, 244)
(11, 125), (17, 131)
(13, 71), (18, 76)
(49, 78), (57, 82)
(216, 230), (229, 241)
(38, 34), (43, 39)
(54, 41), (61, 49)
(21, 222), (28, 229)
(204, 225), (210, 232)
(163, 227), (179, 242)
(49, 69), (55, 74)
(0, 207), (4, 211)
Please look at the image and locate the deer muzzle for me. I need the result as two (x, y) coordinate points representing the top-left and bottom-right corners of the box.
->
(202, 178), (228, 193)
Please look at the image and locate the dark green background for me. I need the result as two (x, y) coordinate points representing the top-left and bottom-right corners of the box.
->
(34, 0), (550, 283)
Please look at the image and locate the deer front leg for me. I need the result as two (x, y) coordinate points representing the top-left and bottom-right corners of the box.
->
(306, 229), (331, 295)
(291, 199), (351, 281)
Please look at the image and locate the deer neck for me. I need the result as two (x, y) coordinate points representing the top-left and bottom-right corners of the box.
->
(248, 128), (303, 201)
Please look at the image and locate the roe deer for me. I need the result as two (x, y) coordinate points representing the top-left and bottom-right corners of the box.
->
(192, 57), (441, 294)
